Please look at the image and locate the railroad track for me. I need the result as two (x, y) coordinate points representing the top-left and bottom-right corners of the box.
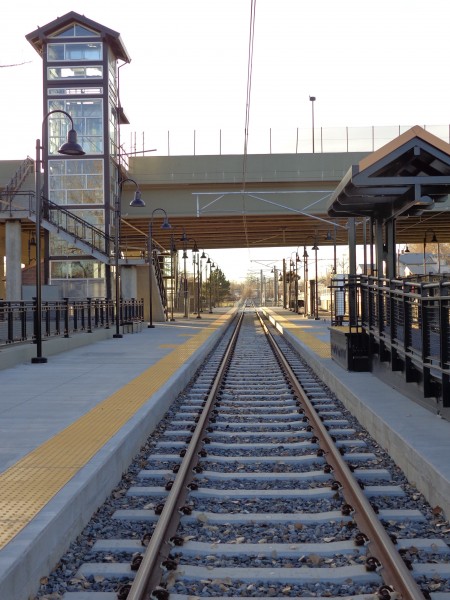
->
(35, 307), (450, 600)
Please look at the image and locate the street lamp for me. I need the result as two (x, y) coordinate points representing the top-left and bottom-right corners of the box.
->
(309, 95), (316, 153)
(295, 250), (301, 313)
(208, 258), (215, 313)
(288, 254), (295, 310)
(325, 227), (337, 322)
(210, 262), (216, 311)
(193, 245), (202, 319)
(304, 234), (319, 319)
(199, 250), (207, 315)
(148, 208), (172, 328)
(188, 239), (199, 316)
(169, 234), (177, 321)
(182, 246), (189, 318)
(423, 228), (439, 276)
(312, 237), (319, 319)
(32, 110), (85, 364)
(114, 178), (145, 338)
(303, 246), (309, 317)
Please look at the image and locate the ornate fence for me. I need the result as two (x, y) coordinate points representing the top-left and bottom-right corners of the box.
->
(0, 298), (144, 347)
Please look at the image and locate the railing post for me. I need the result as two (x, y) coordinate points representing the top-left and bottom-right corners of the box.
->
(87, 298), (92, 333)
(439, 283), (450, 406)
(404, 283), (417, 382)
(73, 301), (79, 332)
(100, 299), (105, 327)
(7, 302), (14, 344)
(44, 301), (51, 339)
(32, 296), (38, 344)
(64, 298), (70, 338)
(55, 301), (61, 336)
(390, 280), (400, 370)
(107, 299), (111, 325)
(421, 285), (434, 397)
(20, 301), (27, 341)
(94, 299), (99, 329)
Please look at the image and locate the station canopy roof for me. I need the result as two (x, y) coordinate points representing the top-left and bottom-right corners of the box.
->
(327, 126), (450, 222)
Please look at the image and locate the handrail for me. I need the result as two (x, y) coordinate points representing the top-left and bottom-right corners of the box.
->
(337, 274), (450, 406)
(3, 157), (34, 204)
(0, 190), (113, 261)
(152, 250), (168, 311)
(43, 197), (112, 257)
(0, 298), (144, 348)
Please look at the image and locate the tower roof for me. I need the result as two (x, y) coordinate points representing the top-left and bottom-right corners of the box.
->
(26, 11), (131, 63)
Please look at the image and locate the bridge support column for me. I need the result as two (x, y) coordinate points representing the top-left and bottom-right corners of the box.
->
(0, 225), (5, 299)
(5, 220), (22, 301)
(121, 266), (138, 300)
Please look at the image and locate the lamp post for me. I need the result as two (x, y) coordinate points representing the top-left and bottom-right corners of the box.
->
(199, 250), (207, 315)
(32, 110), (85, 364)
(178, 229), (189, 318)
(148, 208), (172, 328)
(169, 234), (177, 321)
(114, 178), (145, 338)
(303, 246), (309, 317)
(309, 95), (316, 153)
(208, 259), (214, 313)
(397, 244), (410, 277)
(182, 247), (189, 318)
(312, 237), (319, 320)
(193, 246), (202, 319)
(188, 239), (199, 316)
(304, 234), (319, 319)
(423, 229), (439, 276)
(325, 227), (337, 322)
(295, 250), (301, 313)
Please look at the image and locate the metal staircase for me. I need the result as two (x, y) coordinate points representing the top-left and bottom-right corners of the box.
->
(1, 158), (169, 311)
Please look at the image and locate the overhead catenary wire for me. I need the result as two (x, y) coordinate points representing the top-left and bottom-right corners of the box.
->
(241, 0), (257, 251)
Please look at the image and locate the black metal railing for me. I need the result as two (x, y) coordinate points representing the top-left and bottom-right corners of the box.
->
(1, 157), (34, 206)
(332, 274), (450, 404)
(152, 250), (168, 311)
(0, 298), (144, 348)
(0, 191), (112, 261)
(44, 197), (111, 258)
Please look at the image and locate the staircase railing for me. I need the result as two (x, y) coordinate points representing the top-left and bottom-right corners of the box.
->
(3, 157), (34, 202)
(152, 250), (168, 312)
(43, 197), (111, 259)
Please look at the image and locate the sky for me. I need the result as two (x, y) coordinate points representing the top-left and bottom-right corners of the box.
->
(1, 0), (450, 281)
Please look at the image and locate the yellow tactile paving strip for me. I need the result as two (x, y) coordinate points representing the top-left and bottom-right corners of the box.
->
(0, 314), (230, 550)
(264, 309), (331, 359)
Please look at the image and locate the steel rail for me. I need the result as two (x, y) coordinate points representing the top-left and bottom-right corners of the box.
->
(256, 309), (427, 600)
(126, 310), (244, 600)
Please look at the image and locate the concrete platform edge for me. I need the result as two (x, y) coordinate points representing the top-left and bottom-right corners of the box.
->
(0, 314), (233, 600)
(263, 309), (450, 521)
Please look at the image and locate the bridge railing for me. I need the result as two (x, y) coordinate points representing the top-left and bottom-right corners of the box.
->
(125, 124), (450, 157)
(0, 298), (144, 348)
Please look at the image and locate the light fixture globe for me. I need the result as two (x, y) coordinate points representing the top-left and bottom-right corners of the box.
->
(130, 190), (145, 207)
(58, 129), (85, 156)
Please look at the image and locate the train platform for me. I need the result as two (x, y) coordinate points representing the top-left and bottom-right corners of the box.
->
(0, 305), (449, 600)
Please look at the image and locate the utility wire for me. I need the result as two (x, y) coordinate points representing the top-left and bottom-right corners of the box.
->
(241, 0), (257, 249)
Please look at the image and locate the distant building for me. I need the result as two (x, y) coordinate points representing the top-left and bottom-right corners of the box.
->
(399, 252), (441, 277)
